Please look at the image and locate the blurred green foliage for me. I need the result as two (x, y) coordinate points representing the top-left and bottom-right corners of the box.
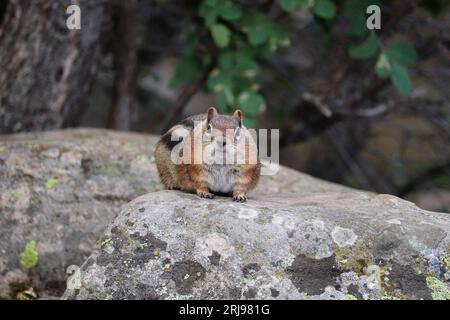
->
(164, 0), (446, 125)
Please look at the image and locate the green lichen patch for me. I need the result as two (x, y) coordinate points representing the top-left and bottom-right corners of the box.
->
(11, 191), (20, 201)
(426, 276), (450, 300)
(45, 178), (59, 189)
(20, 240), (38, 269)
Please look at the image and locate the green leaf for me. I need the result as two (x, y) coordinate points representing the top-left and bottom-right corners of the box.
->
(375, 52), (391, 78)
(240, 11), (270, 46)
(169, 55), (201, 87)
(218, 1), (242, 21)
(216, 92), (228, 111)
(390, 63), (412, 95)
(184, 36), (199, 55)
(347, 14), (367, 36)
(267, 23), (290, 51)
(243, 117), (257, 128)
(198, 0), (218, 27)
(249, 34), (267, 46)
(314, 0), (336, 19)
(211, 24), (231, 48)
(385, 40), (417, 66)
(237, 91), (265, 115)
(233, 52), (260, 78)
(343, 0), (380, 36)
(20, 240), (38, 269)
(45, 178), (59, 189)
(349, 33), (379, 59)
(206, 69), (232, 92)
(218, 52), (234, 70)
(215, 87), (235, 110)
(278, 0), (299, 12)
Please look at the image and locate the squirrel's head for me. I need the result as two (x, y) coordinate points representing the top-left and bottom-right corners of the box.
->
(204, 107), (243, 145)
(201, 107), (248, 163)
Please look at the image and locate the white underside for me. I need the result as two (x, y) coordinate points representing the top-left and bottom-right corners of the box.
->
(204, 165), (239, 194)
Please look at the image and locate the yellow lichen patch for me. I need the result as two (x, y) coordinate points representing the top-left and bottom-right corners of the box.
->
(333, 245), (384, 286)
(334, 247), (351, 262)
(123, 143), (135, 153)
(381, 292), (402, 300)
(346, 259), (364, 274)
(163, 263), (172, 271)
(99, 237), (112, 249)
(334, 247), (365, 274)
(442, 256), (450, 270)
(16, 287), (37, 300)
(32, 144), (42, 152)
(426, 276), (450, 300)
(275, 268), (286, 278)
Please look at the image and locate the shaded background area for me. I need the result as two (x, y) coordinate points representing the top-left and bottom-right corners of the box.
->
(1, 0), (449, 212)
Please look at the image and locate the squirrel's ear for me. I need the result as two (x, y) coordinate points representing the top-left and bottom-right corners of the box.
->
(233, 109), (243, 126)
(207, 107), (218, 122)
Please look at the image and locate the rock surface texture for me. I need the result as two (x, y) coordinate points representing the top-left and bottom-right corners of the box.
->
(0, 129), (161, 298)
(63, 190), (450, 300)
(0, 128), (340, 298)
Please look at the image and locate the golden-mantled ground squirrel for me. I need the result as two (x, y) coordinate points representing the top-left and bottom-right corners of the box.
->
(155, 107), (260, 202)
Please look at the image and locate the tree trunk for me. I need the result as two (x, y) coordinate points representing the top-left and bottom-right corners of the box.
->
(0, 0), (107, 133)
(107, 0), (138, 131)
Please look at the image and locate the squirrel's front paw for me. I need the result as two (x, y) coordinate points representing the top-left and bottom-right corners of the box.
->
(233, 193), (247, 202)
(197, 189), (215, 199)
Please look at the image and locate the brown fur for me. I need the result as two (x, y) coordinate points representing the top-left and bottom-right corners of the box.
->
(155, 107), (260, 202)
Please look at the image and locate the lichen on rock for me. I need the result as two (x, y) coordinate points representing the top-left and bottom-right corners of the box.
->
(62, 190), (450, 300)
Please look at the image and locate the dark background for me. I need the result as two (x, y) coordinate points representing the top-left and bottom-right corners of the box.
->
(0, 0), (449, 212)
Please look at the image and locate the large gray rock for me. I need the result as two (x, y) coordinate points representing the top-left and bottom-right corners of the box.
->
(63, 190), (450, 300)
(0, 129), (161, 298)
(0, 128), (331, 298)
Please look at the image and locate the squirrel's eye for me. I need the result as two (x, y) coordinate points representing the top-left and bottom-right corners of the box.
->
(207, 123), (212, 133)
